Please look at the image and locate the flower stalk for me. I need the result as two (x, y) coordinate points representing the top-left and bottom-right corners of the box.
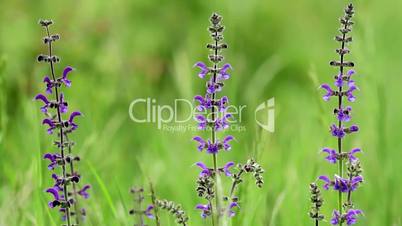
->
(36, 19), (90, 225)
(313, 4), (365, 225)
(193, 13), (264, 225)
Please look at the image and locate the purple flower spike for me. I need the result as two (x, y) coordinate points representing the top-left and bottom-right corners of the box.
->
(222, 135), (234, 151)
(35, 94), (50, 113)
(313, 6), (364, 225)
(196, 203), (211, 218)
(43, 76), (53, 94)
(37, 21), (89, 223)
(194, 62), (209, 78)
(193, 136), (207, 151)
(348, 148), (361, 162)
(192, 14), (264, 221)
(144, 205), (155, 219)
(223, 161), (234, 176)
(320, 84), (336, 101)
(318, 175), (331, 190)
(196, 162), (211, 177)
(345, 209), (363, 225)
(322, 148), (338, 164)
(78, 185), (91, 199)
(61, 66), (73, 87)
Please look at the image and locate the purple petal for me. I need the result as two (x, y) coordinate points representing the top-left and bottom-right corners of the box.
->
(69, 111), (82, 123)
(144, 205), (155, 219)
(35, 94), (49, 104)
(63, 66), (73, 79)
(223, 161), (235, 176)
(46, 187), (60, 200)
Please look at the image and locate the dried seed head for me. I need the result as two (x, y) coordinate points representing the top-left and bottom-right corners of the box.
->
(156, 199), (189, 225)
(309, 183), (324, 221)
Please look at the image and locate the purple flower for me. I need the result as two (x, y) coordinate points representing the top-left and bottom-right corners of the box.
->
(193, 136), (207, 151)
(222, 135), (234, 151)
(206, 140), (219, 154)
(334, 74), (343, 87)
(347, 125), (359, 133)
(196, 203), (211, 218)
(78, 185), (91, 199)
(228, 201), (239, 217)
(337, 106), (352, 122)
(346, 69), (356, 87)
(330, 124), (345, 138)
(59, 93), (68, 114)
(330, 210), (341, 225)
(215, 113), (232, 131)
(194, 62), (209, 78)
(333, 175), (349, 192)
(44, 153), (61, 170)
(46, 187), (61, 208)
(217, 96), (229, 112)
(43, 76), (53, 94)
(42, 118), (56, 134)
(195, 114), (208, 130)
(51, 173), (63, 190)
(206, 80), (222, 94)
(349, 175), (363, 191)
(348, 148), (361, 162)
(35, 94), (50, 113)
(223, 162), (234, 176)
(320, 84), (336, 101)
(318, 175), (331, 190)
(68, 111), (82, 130)
(345, 209), (363, 225)
(217, 63), (232, 81)
(345, 85), (358, 102)
(196, 162), (212, 177)
(144, 205), (155, 219)
(330, 209), (363, 225)
(194, 95), (212, 111)
(322, 148), (338, 164)
(61, 66), (73, 87)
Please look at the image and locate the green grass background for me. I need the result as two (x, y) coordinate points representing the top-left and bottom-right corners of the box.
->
(0, 0), (401, 225)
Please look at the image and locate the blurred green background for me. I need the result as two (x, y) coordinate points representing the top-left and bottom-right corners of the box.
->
(0, 0), (401, 225)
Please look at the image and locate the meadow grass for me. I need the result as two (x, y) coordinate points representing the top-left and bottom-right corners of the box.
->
(0, 0), (402, 225)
